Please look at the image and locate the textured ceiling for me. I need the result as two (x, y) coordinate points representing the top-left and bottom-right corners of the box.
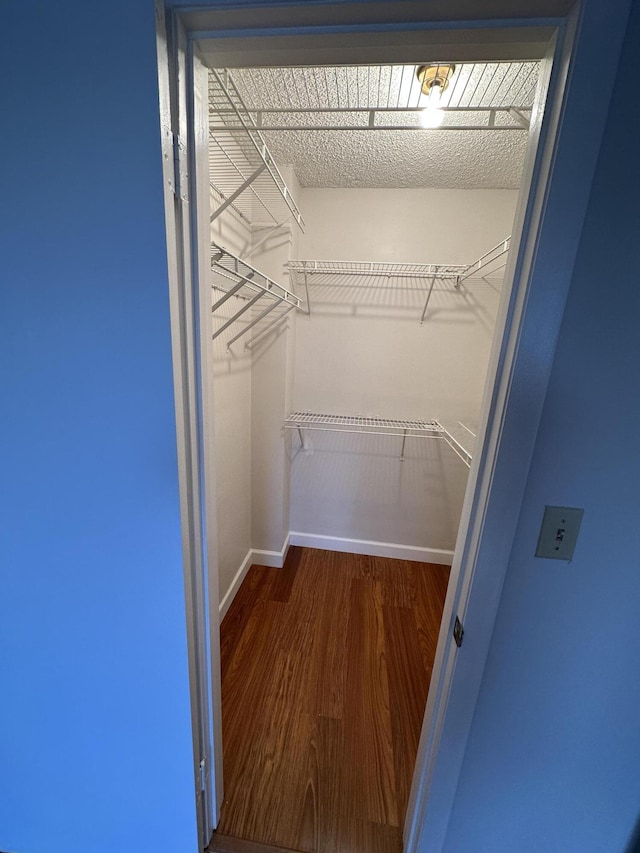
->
(232, 62), (538, 112)
(254, 128), (528, 189)
(227, 62), (538, 189)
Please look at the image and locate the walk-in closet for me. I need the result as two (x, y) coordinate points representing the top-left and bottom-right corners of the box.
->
(205, 60), (533, 853)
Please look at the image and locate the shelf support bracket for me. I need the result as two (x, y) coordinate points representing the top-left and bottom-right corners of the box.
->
(508, 107), (530, 129)
(247, 219), (291, 258)
(210, 163), (267, 223)
(400, 428), (408, 461)
(457, 236), (511, 286)
(303, 271), (311, 317)
(244, 303), (296, 350)
(212, 291), (265, 342)
(420, 274), (438, 325)
(211, 280), (246, 313)
(225, 296), (282, 349)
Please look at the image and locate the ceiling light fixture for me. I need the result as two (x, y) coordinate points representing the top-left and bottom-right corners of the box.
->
(416, 64), (455, 128)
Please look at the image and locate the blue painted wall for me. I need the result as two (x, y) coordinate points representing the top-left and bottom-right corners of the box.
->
(4, 1), (640, 851)
(445, 3), (640, 850)
(0, 3), (197, 853)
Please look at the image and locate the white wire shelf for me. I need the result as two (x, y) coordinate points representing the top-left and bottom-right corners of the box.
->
(209, 68), (305, 231)
(228, 62), (538, 132)
(287, 240), (510, 322)
(285, 411), (440, 432)
(212, 244), (302, 350)
(434, 420), (475, 468)
(288, 260), (467, 280)
(284, 412), (473, 466)
(288, 259), (468, 323)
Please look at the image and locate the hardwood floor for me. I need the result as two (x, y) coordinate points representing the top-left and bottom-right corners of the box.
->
(212, 547), (449, 853)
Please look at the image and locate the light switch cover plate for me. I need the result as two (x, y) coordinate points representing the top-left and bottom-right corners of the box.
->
(535, 505), (584, 561)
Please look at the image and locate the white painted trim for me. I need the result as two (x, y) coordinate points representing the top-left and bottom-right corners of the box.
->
(218, 550), (253, 621)
(289, 532), (454, 566)
(251, 532), (291, 569)
(191, 41), (224, 832)
(218, 535), (291, 621)
(218, 533), (451, 625)
(156, 8), (219, 847)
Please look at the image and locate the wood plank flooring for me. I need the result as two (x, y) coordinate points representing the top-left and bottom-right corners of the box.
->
(211, 547), (449, 853)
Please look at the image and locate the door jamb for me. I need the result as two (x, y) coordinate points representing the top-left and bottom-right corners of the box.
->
(155, 5), (219, 846)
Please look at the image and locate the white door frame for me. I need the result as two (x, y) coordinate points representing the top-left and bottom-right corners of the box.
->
(155, 5), (221, 847)
(156, 2), (632, 849)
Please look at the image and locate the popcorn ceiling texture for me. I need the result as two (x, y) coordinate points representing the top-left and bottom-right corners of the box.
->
(232, 63), (539, 112)
(229, 62), (538, 189)
(260, 128), (528, 189)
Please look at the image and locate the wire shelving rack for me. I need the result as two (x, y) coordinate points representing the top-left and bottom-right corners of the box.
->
(287, 259), (469, 323)
(211, 244), (302, 350)
(284, 412), (474, 466)
(434, 420), (475, 467)
(226, 62), (538, 132)
(456, 236), (511, 285)
(209, 68), (305, 231)
(287, 238), (511, 322)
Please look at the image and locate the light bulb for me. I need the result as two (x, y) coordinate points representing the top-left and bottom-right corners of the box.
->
(420, 82), (444, 128)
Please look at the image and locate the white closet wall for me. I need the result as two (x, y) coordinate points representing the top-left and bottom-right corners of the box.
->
(210, 177), (518, 600)
(250, 167), (300, 557)
(294, 188), (517, 421)
(207, 59), (533, 600)
(210, 210), (254, 604)
(289, 187), (518, 557)
(210, 168), (301, 606)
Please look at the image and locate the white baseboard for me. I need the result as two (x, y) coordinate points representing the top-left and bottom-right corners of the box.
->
(218, 549), (253, 621)
(219, 534), (291, 618)
(219, 532), (450, 619)
(288, 531), (454, 565)
(251, 532), (291, 569)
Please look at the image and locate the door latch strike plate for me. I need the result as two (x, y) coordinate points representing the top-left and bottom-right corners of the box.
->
(453, 615), (464, 648)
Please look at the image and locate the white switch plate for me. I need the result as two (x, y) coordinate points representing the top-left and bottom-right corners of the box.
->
(535, 505), (584, 561)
